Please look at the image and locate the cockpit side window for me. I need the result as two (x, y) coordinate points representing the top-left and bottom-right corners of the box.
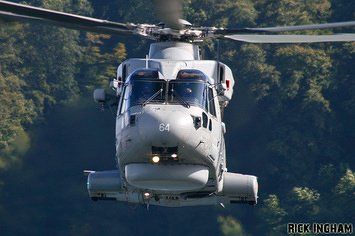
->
(208, 87), (217, 117)
(118, 85), (130, 115)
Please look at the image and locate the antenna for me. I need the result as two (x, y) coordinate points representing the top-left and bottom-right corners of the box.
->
(146, 55), (148, 68)
(217, 39), (220, 62)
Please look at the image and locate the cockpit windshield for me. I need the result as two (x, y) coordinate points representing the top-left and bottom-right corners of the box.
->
(130, 80), (165, 106)
(168, 80), (206, 108)
(124, 69), (209, 109)
(128, 69), (165, 106)
(169, 70), (207, 107)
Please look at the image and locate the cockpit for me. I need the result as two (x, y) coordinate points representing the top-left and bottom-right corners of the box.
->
(119, 69), (216, 115)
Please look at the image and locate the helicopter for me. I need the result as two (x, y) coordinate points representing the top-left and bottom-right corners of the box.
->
(0, 0), (354, 208)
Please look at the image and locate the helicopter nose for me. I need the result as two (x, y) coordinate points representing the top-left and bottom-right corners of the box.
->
(138, 107), (193, 146)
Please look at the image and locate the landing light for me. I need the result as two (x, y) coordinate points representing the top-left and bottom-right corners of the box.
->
(152, 155), (160, 163)
(171, 153), (178, 158)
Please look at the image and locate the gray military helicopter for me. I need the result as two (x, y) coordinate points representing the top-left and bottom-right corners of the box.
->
(1, 0), (354, 207)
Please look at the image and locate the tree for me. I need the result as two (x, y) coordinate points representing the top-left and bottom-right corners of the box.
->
(18, 0), (92, 112)
(257, 0), (331, 27)
(0, 0), (93, 169)
(185, 0), (257, 27)
(258, 194), (287, 235)
(77, 33), (127, 92)
(0, 23), (37, 169)
(330, 169), (355, 221)
(0, 73), (36, 169)
(286, 187), (320, 221)
(218, 216), (250, 236)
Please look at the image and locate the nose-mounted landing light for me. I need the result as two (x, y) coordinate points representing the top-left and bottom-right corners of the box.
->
(152, 146), (179, 163)
(152, 155), (160, 163)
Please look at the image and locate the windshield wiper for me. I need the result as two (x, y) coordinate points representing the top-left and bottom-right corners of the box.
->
(142, 88), (163, 107)
(171, 89), (190, 108)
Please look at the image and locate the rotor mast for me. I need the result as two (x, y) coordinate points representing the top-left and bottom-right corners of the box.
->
(148, 42), (200, 60)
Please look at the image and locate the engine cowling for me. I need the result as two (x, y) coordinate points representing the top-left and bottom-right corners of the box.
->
(87, 170), (123, 201)
(222, 172), (258, 205)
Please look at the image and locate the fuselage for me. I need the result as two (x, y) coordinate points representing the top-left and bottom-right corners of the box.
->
(87, 42), (258, 207)
(116, 43), (229, 194)
(116, 69), (225, 194)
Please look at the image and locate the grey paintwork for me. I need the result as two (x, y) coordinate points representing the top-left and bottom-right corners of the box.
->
(90, 42), (258, 207)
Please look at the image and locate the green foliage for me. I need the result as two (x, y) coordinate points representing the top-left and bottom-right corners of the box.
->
(90, 0), (155, 23)
(77, 33), (127, 91)
(273, 45), (332, 101)
(222, 1), (354, 234)
(257, 44), (337, 185)
(257, 0), (331, 27)
(0, 0), (93, 168)
(259, 168), (354, 233)
(0, 0), (127, 169)
(259, 194), (287, 235)
(0, 23), (36, 168)
(330, 0), (355, 23)
(287, 187), (320, 221)
(334, 169), (355, 195)
(40, 0), (93, 15)
(185, 0), (257, 27)
(0, 73), (35, 167)
(22, 24), (81, 105)
(228, 44), (280, 101)
(218, 216), (250, 236)
(330, 169), (355, 219)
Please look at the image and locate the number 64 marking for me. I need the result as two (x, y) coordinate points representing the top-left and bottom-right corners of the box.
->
(159, 123), (170, 132)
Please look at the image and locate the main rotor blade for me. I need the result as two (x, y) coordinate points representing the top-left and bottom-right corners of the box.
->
(217, 21), (355, 34)
(0, 0), (135, 36)
(154, 0), (182, 29)
(224, 34), (355, 43)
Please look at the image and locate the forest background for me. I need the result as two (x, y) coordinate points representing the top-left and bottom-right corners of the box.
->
(0, 0), (354, 235)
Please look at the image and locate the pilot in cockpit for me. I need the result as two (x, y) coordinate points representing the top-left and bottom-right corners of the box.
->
(136, 85), (151, 103)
